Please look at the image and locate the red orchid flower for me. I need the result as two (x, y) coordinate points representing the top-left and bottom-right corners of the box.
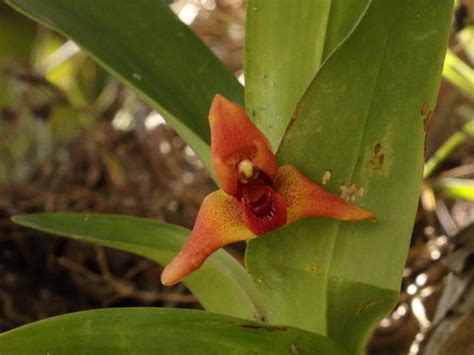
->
(161, 95), (375, 285)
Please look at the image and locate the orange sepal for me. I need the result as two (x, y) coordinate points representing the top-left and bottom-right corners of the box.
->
(275, 165), (376, 225)
(161, 190), (255, 286)
(209, 94), (277, 196)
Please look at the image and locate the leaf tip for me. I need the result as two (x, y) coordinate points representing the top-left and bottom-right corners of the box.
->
(11, 214), (25, 225)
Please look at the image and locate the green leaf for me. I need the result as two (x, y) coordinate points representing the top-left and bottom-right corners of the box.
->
(245, 0), (369, 148)
(6, 0), (245, 175)
(424, 119), (474, 178)
(12, 213), (264, 321)
(442, 49), (474, 99)
(0, 308), (349, 355)
(434, 178), (474, 201)
(246, 0), (452, 353)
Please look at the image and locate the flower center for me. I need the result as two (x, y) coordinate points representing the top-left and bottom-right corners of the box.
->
(238, 159), (260, 184)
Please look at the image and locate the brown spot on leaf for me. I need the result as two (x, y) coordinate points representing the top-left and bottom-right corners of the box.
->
(374, 143), (381, 154)
(287, 103), (301, 132)
(420, 102), (429, 115)
(423, 115), (432, 132)
(420, 102), (433, 132)
(379, 154), (385, 165)
(278, 102), (301, 151)
(304, 264), (320, 272)
(368, 142), (386, 173)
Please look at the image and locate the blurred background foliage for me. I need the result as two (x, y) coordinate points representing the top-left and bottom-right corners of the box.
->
(0, 0), (472, 354)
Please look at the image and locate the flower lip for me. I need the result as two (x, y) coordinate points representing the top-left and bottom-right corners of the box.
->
(242, 187), (287, 236)
(245, 190), (272, 214)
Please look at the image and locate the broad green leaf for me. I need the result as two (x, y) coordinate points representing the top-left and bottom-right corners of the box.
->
(6, 0), (245, 175)
(434, 178), (474, 201)
(246, 0), (452, 353)
(13, 213), (264, 321)
(245, 0), (369, 148)
(0, 308), (349, 355)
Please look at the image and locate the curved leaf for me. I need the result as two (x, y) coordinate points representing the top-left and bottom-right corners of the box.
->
(321, 0), (370, 59)
(0, 308), (349, 355)
(12, 213), (265, 321)
(246, 0), (452, 353)
(6, 0), (245, 175)
(245, 0), (369, 148)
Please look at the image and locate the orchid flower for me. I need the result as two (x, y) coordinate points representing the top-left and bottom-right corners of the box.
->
(161, 95), (375, 285)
